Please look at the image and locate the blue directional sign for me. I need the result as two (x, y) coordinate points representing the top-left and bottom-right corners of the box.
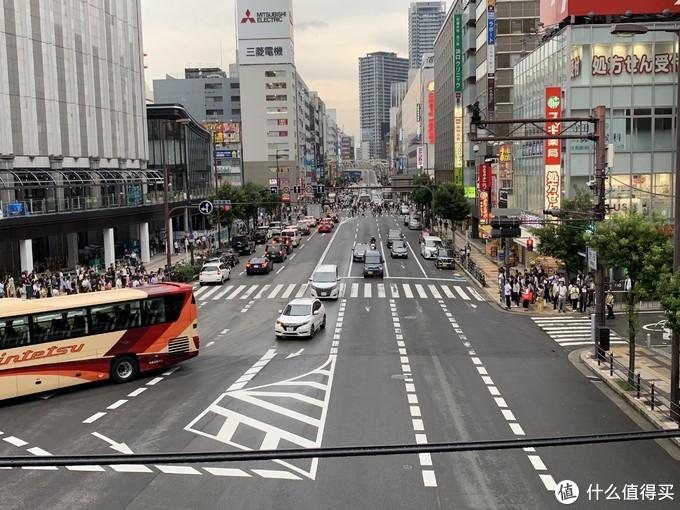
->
(198, 200), (213, 215)
(293, 185), (301, 194)
(214, 150), (239, 159)
(270, 186), (279, 195)
(487, 10), (496, 45)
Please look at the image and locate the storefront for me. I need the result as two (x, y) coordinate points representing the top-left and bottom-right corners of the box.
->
(512, 22), (678, 220)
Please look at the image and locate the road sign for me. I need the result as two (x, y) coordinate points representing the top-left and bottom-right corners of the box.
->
(293, 185), (301, 194)
(588, 247), (597, 271)
(282, 193), (291, 202)
(198, 200), (213, 215)
(214, 149), (239, 159)
(270, 186), (279, 195)
(317, 185), (325, 194)
(305, 185), (313, 193)
(282, 186), (290, 194)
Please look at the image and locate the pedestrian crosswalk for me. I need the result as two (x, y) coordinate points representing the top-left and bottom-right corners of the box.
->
(531, 316), (627, 348)
(193, 281), (486, 303)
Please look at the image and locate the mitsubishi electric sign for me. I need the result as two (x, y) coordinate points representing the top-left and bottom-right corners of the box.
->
(237, 0), (294, 41)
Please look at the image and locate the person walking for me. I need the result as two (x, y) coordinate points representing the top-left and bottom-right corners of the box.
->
(606, 291), (615, 319)
(504, 280), (512, 310)
(558, 282), (568, 313)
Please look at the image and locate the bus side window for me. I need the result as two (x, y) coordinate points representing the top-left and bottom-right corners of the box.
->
(142, 298), (166, 326)
(0, 317), (30, 348)
(164, 294), (185, 322)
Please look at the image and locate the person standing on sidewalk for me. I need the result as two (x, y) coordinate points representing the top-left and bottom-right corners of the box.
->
(512, 278), (521, 307)
(521, 285), (533, 311)
(569, 281), (580, 311)
(504, 280), (512, 310)
(558, 281), (568, 312)
(606, 291), (615, 319)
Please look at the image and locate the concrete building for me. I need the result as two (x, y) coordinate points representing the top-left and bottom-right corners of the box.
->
(359, 52), (409, 160)
(0, 0), (173, 274)
(408, 1), (446, 69)
(153, 67), (241, 124)
(341, 135), (355, 163)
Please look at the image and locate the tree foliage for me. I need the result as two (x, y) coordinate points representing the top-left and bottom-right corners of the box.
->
(433, 183), (469, 226)
(410, 174), (433, 209)
(210, 182), (280, 226)
(661, 273), (680, 335)
(530, 189), (592, 276)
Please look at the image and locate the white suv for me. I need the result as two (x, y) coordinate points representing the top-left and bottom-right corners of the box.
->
(309, 264), (340, 300)
(275, 299), (327, 339)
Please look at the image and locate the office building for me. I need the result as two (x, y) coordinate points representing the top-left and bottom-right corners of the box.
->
(409, 2), (446, 69)
(0, 0), (169, 274)
(359, 52), (409, 160)
(341, 136), (355, 163)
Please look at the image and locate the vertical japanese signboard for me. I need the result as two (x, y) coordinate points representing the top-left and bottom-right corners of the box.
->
(427, 80), (435, 144)
(478, 163), (493, 223)
(544, 87), (562, 210)
(417, 146), (424, 169)
(487, 1), (496, 115)
(454, 14), (464, 186)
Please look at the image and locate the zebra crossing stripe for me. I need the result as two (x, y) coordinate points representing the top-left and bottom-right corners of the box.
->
(428, 284), (442, 299)
(202, 286), (221, 299)
(268, 284), (284, 299)
(295, 284), (308, 298)
(467, 287), (485, 301)
(194, 286), (209, 296)
(403, 283), (414, 298)
(241, 285), (259, 300)
(377, 283), (386, 298)
(254, 284), (270, 299)
(454, 286), (470, 300)
(338, 282), (346, 297)
(414, 284), (427, 299)
(281, 283), (297, 299)
(227, 285), (247, 300)
(364, 283), (372, 298)
(440, 285), (455, 299)
(390, 283), (400, 298)
(350, 283), (359, 298)
(212, 285), (234, 300)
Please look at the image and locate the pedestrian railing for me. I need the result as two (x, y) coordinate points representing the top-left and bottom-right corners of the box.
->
(594, 347), (680, 425)
(451, 249), (487, 287)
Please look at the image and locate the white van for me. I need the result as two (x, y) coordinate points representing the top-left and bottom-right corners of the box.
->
(281, 227), (302, 247)
(309, 264), (340, 300)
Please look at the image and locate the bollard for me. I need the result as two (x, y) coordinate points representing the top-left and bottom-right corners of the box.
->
(637, 373), (641, 399)
(647, 333), (651, 348)
(651, 383), (655, 410)
(610, 353), (614, 376)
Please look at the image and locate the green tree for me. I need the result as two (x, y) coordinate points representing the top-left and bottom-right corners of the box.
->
(530, 189), (592, 276)
(433, 183), (470, 238)
(410, 174), (434, 224)
(589, 212), (673, 383)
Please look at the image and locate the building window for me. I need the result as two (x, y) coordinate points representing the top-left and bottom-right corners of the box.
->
(266, 82), (287, 90)
(205, 83), (223, 90)
(206, 96), (223, 103)
(267, 106), (288, 114)
(267, 118), (289, 127)
(266, 94), (287, 102)
(267, 143), (289, 150)
(232, 109), (241, 115)
(268, 130), (289, 137)
(230, 82), (240, 89)
(206, 109), (224, 116)
(265, 70), (287, 77)
(268, 165), (290, 172)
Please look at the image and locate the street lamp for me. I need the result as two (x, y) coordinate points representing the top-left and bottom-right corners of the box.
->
(611, 23), (680, 421)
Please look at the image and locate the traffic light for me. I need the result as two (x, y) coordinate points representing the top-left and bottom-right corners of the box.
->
(490, 217), (521, 239)
(470, 101), (482, 126)
(223, 205), (231, 212)
(527, 237), (534, 252)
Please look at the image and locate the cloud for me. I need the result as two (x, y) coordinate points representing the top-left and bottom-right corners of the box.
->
(295, 20), (329, 31)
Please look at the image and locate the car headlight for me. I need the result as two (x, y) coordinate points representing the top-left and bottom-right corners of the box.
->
(276, 320), (283, 327)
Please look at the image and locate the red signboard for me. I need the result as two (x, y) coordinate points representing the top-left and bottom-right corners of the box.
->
(478, 163), (493, 223)
(544, 87), (561, 166)
(540, 0), (680, 27)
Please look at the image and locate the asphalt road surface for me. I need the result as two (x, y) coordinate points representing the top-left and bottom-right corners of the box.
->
(1, 211), (679, 509)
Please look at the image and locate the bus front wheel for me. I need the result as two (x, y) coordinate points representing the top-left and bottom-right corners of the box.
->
(111, 356), (139, 383)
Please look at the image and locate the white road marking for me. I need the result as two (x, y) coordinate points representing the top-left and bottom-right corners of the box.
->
(414, 284), (427, 299)
(276, 265), (286, 274)
(226, 285), (247, 300)
(66, 465), (106, 472)
(350, 283), (359, 298)
(127, 387), (147, 397)
(212, 285), (234, 301)
(501, 409), (516, 421)
(468, 287), (485, 301)
(203, 467), (251, 477)
(281, 283), (297, 299)
(454, 286), (471, 300)
(402, 283), (414, 298)
(390, 283), (400, 298)
(364, 283), (372, 298)
(3, 436), (27, 447)
(207, 341), (215, 347)
(146, 377), (164, 386)
(82, 412), (106, 424)
(528, 455), (547, 471)
(240, 285), (259, 300)
(377, 283), (386, 298)
(440, 285), (455, 298)
(268, 284), (285, 299)
(201, 286), (220, 299)
(289, 253), (296, 260)
(509, 423), (526, 436)
(427, 284), (442, 299)
(110, 464), (154, 473)
(540, 474), (557, 491)
(296, 283), (309, 298)
(26, 447), (51, 456)
(380, 241), (390, 277)
(107, 400), (128, 410)
(157, 465), (202, 475)
(406, 242), (428, 277)
(422, 470), (438, 487)
(254, 285), (270, 299)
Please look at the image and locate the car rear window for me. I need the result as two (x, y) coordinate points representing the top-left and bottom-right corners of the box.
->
(202, 265), (219, 273)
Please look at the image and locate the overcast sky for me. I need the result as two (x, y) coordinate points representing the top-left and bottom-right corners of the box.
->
(141, 0), (450, 141)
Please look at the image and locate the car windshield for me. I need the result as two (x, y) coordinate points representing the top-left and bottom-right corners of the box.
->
(313, 271), (336, 283)
(355, 244), (368, 252)
(425, 239), (441, 248)
(283, 304), (312, 317)
(392, 241), (405, 249)
(365, 254), (381, 264)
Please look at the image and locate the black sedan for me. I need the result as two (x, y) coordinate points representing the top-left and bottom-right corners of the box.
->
(215, 249), (239, 267)
(265, 243), (287, 262)
(246, 257), (273, 275)
(390, 240), (408, 259)
(352, 243), (369, 262)
(386, 229), (404, 249)
(435, 248), (455, 270)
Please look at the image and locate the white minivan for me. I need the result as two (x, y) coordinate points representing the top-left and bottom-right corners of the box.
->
(309, 264), (340, 300)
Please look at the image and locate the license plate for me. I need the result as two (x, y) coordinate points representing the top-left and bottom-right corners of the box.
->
(367, 271), (373, 275)
(286, 327), (294, 332)
(320, 291), (328, 296)
(254, 265), (260, 268)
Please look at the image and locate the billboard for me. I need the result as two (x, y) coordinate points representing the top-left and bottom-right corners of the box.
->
(204, 122), (241, 143)
(478, 163), (493, 224)
(453, 14), (463, 92)
(544, 87), (562, 210)
(237, 0), (294, 41)
(427, 80), (435, 144)
(417, 146), (424, 169)
(540, 0), (680, 27)
(238, 38), (294, 65)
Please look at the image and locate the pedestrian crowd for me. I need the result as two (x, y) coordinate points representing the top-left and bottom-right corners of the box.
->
(500, 266), (596, 313)
(0, 262), (172, 300)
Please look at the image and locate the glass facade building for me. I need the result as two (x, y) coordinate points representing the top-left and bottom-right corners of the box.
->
(513, 23), (678, 219)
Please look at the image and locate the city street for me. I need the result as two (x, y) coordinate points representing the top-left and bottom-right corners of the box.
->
(0, 211), (679, 509)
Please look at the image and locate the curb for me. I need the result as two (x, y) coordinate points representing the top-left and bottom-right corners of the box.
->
(579, 350), (680, 447)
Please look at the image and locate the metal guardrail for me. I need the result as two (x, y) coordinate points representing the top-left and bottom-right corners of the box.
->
(595, 347), (680, 424)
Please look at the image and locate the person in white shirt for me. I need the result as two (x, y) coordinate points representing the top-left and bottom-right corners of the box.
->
(504, 281), (512, 310)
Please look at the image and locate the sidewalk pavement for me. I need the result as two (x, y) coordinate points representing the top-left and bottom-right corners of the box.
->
(145, 252), (189, 273)
(581, 347), (680, 443)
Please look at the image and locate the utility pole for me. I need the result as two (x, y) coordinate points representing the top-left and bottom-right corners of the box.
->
(593, 105), (607, 335)
(213, 131), (222, 249)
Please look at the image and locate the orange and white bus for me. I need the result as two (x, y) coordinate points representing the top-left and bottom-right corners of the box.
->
(0, 283), (198, 400)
